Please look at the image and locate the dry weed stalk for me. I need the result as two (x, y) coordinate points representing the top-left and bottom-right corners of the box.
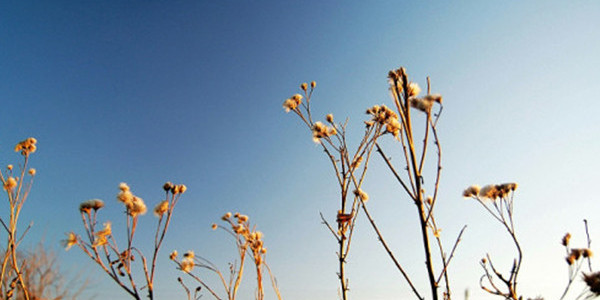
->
(171, 212), (281, 300)
(284, 67), (466, 300)
(0, 137), (38, 300)
(284, 81), (393, 299)
(67, 181), (187, 299)
(463, 183), (522, 299)
(559, 221), (598, 300)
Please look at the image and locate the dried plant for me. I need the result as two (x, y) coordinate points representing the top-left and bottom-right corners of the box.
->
(0, 137), (38, 300)
(67, 181), (187, 299)
(558, 220), (597, 300)
(171, 212), (281, 300)
(463, 183), (522, 299)
(284, 68), (466, 300)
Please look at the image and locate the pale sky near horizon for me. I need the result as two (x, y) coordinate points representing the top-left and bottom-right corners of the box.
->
(1, 1), (600, 299)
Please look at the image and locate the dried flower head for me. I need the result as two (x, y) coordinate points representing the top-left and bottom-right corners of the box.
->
(62, 232), (78, 250)
(93, 235), (108, 248)
(163, 182), (173, 192)
(80, 199), (104, 213)
(28, 168), (36, 176)
(311, 121), (336, 143)
(14, 137), (37, 156)
(3, 177), (17, 191)
(222, 212), (232, 220)
(7, 165), (13, 171)
(119, 182), (130, 192)
(311, 81), (316, 89)
(326, 114), (334, 123)
(180, 259), (194, 272)
(117, 189), (134, 206)
(238, 214), (249, 222)
(479, 185), (499, 199)
(183, 250), (195, 259)
(128, 196), (147, 217)
(562, 233), (572, 246)
(463, 185), (481, 198)
(95, 222), (112, 238)
(211, 223), (217, 230)
(409, 97), (433, 113)
(169, 250), (178, 260)
(154, 200), (169, 217)
(407, 82), (421, 97)
(178, 184), (187, 194)
(301, 82), (308, 91)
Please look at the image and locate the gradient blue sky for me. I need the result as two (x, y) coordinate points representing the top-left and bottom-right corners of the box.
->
(1, 1), (599, 299)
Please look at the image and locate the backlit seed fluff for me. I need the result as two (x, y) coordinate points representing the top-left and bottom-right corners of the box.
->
(283, 98), (298, 112)
(117, 190), (134, 205)
(154, 200), (169, 217)
(3, 177), (17, 191)
(423, 93), (443, 104)
(407, 82), (421, 97)
(129, 196), (147, 216)
(180, 259), (194, 272)
(463, 185), (481, 198)
(301, 83), (308, 91)
(28, 168), (36, 176)
(326, 114), (334, 123)
(119, 182), (130, 192)
(409, 97), (433, 113)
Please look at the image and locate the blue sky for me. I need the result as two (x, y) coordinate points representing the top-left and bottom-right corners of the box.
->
(1, 1), (600, 299)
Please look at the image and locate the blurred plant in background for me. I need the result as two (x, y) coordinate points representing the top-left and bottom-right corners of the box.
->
(1, 243), (88, 300)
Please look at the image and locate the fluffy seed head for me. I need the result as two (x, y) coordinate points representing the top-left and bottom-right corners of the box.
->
(3, 177), (17, 191)
(463, 185), (481, 198)
(154, 200), (169, 217)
